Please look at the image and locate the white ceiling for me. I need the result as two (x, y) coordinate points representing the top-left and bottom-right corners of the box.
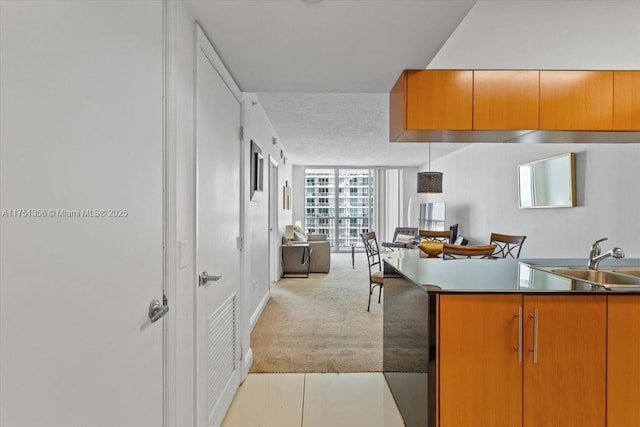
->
(183, 0), (478, 166)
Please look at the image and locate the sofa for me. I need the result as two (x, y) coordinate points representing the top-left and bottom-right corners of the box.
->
(282, 226), (331, 273)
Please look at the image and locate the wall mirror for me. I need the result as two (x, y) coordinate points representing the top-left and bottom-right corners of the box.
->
(518, 152), (576, 208)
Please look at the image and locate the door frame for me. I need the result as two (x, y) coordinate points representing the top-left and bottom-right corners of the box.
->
(163, 1), (177, 426)
(193, 23), (246, 426)
(268, 156), (279, 283)
(164, 15), (249, 426)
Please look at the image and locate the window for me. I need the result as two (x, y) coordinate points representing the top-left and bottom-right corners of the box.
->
(304, 168), (374, 251)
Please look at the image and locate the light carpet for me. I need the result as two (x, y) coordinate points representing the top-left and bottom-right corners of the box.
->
(250, 252), (383, 373)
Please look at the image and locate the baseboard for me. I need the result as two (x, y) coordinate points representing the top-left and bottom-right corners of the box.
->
(249, 290), (270, 330)
(242, 347), (253, 380)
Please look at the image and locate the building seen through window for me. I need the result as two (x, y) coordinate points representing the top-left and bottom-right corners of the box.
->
(304, 168), (373, 251)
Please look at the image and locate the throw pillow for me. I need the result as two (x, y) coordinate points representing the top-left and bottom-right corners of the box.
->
(293, 225), (308, 242)
(394, 233), (415, 244)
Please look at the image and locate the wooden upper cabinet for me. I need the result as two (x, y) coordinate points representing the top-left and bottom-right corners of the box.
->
(405, 70), (473, 130)
(473, 70), (539, 130)
(389, 71), (408, 141)
(607, 296), (640, 427)
(390, 69), (638, 140)
(613, 71), (640, 130)
(540, 70), (613, 130)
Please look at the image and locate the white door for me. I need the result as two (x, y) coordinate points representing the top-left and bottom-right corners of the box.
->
(269, 157), (280, 283)
(195, 29), (242, 427)
(0, 2), (164, 427)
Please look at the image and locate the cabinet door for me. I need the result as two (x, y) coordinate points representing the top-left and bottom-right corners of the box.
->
(540, 71), (613, 130)
(439, 295), (522, 427)
(406, 70), (473, 130)
(607, 296), (640, 427)
(613, 71), (640, 130)
(523, 296), (606, 427)
(474, 70), (539, 130)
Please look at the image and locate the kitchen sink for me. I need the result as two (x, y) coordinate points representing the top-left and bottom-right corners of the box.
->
(610, 268), (640, 278)
(537, 267), (640, 290)
(549, 268), (640, 285)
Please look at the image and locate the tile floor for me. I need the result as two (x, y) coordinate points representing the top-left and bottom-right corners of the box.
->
(221, 373), (405, 427)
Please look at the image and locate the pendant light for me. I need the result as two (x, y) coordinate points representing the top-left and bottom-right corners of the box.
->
(417, 143), (443, 193)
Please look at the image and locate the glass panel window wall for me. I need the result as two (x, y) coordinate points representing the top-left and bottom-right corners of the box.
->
(305, 168), (373, 251)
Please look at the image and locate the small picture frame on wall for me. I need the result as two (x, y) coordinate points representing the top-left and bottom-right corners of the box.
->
(282, 180), (291, 210)
(250, 140), (263, 201)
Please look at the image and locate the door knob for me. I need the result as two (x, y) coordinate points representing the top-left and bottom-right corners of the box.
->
(149, 298), (169, 323)
(200, 271), (222, 287)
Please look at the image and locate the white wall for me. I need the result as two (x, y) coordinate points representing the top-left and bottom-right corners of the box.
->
(244, 94), (292, 331)
(429, 0), (640, 69)
(415, 144), (640, 258)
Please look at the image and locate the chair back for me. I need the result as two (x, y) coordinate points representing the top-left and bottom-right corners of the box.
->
(361, 231), (385, 311)
(381, 227), (419, 250)
(490, 233), (527, 258)
(449, 224), (459, 244)
(361, 232), (382, 275)
(419, 229), (452, 243)
(442, 244), (497, 260)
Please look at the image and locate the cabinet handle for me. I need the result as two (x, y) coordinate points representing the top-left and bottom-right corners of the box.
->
(514, 307), (523, 363)
(529, 309), (539, 363)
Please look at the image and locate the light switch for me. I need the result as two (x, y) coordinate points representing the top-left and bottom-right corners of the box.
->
(178, 239), (189, 269)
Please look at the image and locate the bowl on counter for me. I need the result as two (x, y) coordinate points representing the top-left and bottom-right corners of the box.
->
(418, 241), (444, 258)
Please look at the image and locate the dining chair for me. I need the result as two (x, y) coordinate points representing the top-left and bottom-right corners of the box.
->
(442, 244), (497, 260)
(361, 232), (384, 311)
(419, 229), (453, 243)
(490, 233), (527, 258)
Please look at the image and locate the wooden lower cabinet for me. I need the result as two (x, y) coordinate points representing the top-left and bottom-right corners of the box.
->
(523, 295), (606, 427)
(439, 295), (522, 427)
(607, 296), (640, 427)
(438, 294), (607, 427)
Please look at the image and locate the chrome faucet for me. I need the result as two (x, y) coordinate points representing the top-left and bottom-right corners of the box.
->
(588, 238), (625, 270)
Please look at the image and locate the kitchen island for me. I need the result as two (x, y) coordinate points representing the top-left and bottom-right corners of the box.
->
(382, 250), (640, 427)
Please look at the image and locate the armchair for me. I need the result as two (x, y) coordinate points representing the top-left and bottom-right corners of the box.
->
(305, 234), (331, 273)
(282, 226), (330, 273)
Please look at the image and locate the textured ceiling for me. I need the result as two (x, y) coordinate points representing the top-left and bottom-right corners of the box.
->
(256, 92), (468, 167)
(184, 0), (479, 166)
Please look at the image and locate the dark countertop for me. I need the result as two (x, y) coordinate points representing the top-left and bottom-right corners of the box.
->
(383, 249), (640, 294)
